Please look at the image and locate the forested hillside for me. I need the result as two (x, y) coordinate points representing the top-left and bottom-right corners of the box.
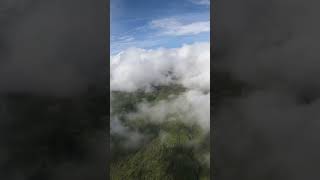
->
(111, 85), (210, 180)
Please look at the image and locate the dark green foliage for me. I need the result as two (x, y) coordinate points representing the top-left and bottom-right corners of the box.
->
(111, 84), (186, 115)
(111, 128), (203, 180)
(110, 85), (209, 180)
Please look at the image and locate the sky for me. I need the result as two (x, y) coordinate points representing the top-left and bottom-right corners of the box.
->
(111, 0), (210, 153)
(111, 0), (210, 54)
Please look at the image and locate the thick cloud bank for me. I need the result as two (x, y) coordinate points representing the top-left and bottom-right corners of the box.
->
(111, 42), (210, 92)
(111, 42), (210, 148)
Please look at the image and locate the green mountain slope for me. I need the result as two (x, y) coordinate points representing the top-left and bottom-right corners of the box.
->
(111, 85), (209, 180)
(111, 121), (207, 180)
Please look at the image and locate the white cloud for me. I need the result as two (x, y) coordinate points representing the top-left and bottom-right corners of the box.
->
(150, 18), (210, 36)
(118, 35), (135, 42)
(110, 42), (210, 145)
(190, 0), (210, 6)
(110, 116), (147, 149)
(111, 38), (166, 55)
(129, 90), (210, 132)
(110, 42), (210, 92)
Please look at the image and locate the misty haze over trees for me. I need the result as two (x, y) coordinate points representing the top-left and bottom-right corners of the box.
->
(110, 43), (210, 179)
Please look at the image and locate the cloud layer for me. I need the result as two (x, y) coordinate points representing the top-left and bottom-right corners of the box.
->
(151, 18), (210, 36)
(111, 42), (210, 149)
(130, 90), (210, 132)
(111, 42), (210, 92)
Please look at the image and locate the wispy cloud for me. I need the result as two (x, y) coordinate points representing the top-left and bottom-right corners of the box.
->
(111, 36), (166, 55)
(190, 0), (210, 5)
(150, 18), (210, 36)
(118, 35), (135, 42)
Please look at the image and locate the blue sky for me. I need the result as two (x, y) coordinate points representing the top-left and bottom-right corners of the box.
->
(111, 0), (210, 54)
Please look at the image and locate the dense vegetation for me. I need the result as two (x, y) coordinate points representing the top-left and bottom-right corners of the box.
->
(111, 85), (210, 180)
